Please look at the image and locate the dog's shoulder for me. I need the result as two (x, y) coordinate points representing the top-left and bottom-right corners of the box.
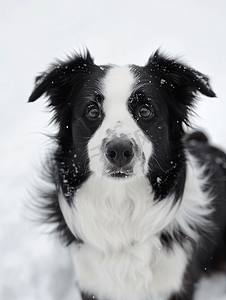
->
(185, 131), (226, 274)
(185, 131), (226, 178)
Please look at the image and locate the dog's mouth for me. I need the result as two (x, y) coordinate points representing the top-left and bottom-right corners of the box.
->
(109, 171), (133, 179)
(105, 167), (134, 180)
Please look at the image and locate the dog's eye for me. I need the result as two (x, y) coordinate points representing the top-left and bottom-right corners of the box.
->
(139, 106), (152, 118)
(87, 106), (100, 119)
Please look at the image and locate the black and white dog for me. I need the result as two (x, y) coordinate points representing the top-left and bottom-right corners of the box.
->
(29, 50), (226, 300)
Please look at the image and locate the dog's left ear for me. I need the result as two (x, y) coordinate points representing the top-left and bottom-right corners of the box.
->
(146, 50), (216, 99)
(145, 51), (216, 130)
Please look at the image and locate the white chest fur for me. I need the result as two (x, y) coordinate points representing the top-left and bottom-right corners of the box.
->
(59, 175), (190, 300)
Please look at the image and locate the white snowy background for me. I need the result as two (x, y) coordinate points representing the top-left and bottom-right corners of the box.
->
(0, 0), (226, 299)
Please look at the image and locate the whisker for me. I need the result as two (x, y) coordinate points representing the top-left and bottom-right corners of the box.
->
(151, 156), (168, 173)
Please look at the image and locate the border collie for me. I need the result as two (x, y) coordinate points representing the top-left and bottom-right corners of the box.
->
(29, 50), (226, 300)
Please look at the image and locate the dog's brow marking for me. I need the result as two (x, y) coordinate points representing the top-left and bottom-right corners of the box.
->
(101, 66), (136, 118)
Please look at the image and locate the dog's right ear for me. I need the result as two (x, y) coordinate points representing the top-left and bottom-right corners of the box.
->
(28, 50), (95, 106)
(28, 67), (66, 103)
(28, 51), (96, 130)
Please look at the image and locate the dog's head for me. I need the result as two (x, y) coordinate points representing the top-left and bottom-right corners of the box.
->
(29, 50), (215, 187)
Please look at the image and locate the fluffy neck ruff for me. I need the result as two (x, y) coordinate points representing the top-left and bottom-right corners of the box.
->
(59, 152), (212, 250)
(59, 175), (179, 251)
(58, 153), (213, 300)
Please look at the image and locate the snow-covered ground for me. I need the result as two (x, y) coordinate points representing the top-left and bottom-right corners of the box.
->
(0, 0), (226, 299)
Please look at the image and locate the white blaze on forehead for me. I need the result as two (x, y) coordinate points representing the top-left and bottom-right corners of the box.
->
(101, 66), (136, 120)
(87, 65), (153, 177)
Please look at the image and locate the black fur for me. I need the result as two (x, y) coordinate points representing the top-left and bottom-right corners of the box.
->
(29, 51), (108, 245)
(131, 52), (215, 203)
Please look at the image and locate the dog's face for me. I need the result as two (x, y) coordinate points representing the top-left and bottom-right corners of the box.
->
(29, 50), (215, 188)
(86, 65), (154, 181)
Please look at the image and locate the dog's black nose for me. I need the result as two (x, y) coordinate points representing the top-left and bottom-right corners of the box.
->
(106, 138), (134, 167)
